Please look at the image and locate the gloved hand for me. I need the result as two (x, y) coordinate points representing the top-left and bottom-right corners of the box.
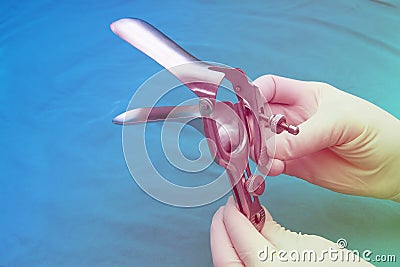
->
(210, 197), (373, 266)
(253, 75), (400, 201)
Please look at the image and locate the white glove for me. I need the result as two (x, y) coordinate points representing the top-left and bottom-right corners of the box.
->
(210, 197), (374, 266)
(253, 75), (400, 201)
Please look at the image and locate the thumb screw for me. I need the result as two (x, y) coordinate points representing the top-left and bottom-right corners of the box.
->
(268, 114), (299, 135)
(279, 122), (299, 135)
(245, 175), (265, 197)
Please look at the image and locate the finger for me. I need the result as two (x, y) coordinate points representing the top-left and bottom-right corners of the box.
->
(210, 206), (244, 267)
(268, 103), (314, 125)
(265, 111), (343, 160)
(223, 197), (274, 266)
(257, 158), (284, 176)
(259, 210), (375, 266)
(284, 149), (369, 196)
(259, 200), (335, 253)
(261, 218), (343, 255)
(255, 137), (284, 176)
(260, 217), (302, 251)
(265, 103), (290, 119)
(253, 75), (316, 105)
(259, 205), (300, 249)
(259, 205), (327, 252)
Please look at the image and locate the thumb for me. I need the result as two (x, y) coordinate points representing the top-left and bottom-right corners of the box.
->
(266, 110), (344, 161)
(261, 218), (335, 252)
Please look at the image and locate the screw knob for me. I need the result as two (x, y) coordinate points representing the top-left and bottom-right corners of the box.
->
(199, 98), (213, 116)
(268, 114), (299, 135)
(245, 175), (265, 197)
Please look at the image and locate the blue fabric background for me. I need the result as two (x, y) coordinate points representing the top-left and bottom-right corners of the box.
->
(1, 0), (399, 266)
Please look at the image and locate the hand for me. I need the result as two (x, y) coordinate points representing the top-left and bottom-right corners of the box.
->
(210, 197), (373, 266)
(253, 75), (400, 201)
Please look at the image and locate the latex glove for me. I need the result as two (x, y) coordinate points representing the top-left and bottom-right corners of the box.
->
(253, 75), (400, 201)
(210, 197), (373, 266)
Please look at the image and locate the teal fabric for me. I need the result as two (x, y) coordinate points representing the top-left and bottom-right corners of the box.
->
(1, 0), (399, 266)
